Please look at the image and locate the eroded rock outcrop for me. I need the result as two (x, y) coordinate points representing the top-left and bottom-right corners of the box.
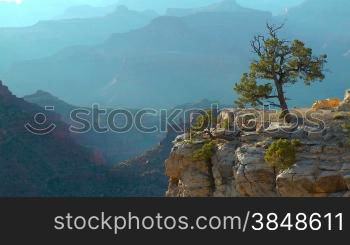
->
(165, 108), (350, 197)
(234, 145), (278, 197)
(165, 140), (216, 197)
(337, 89), (350, 112)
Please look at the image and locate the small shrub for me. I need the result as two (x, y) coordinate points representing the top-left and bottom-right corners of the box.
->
(184, 128), (198, 143)
(192, 142), (216, 161)
(221, 118), (230, 129)
(264, 139), (300, 170)
(193, 110), (217, 131)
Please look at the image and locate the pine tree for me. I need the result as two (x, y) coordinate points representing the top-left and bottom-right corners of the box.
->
(234, 23), (327, 120)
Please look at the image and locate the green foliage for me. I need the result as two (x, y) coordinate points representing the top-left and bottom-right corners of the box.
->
(264, 139), (300, 170)
(234, 24), (327, 110)
(193, 109), (217, 131)
(234, 73), (273, 108)
(185, 128), (201, 143)
(192, 142), (216, 161)
(221, 118), (230, 129)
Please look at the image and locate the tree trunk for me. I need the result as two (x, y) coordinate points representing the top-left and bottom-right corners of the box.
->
(275, 81), (291, 121)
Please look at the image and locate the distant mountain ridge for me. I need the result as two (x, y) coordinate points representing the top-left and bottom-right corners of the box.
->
(53, 4), (118, 20)
(0, 5), (157, 72)
(23, 90), (163, 164)
(0, 80), (104, 196)
(3, 0), (350, 109)
(4, 6), (271, 108)
(166, 0), (266, 16)
(0, 80), (179, 197)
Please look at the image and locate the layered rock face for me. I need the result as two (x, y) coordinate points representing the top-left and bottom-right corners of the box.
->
(165, 109), (350, 197)
(166, 138), (241, 197)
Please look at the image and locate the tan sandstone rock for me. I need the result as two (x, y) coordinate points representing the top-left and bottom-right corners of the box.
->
(234, 146), (278, 197)
(165, 121), (350, 197)
(212, 142), (240, 197)
(337, 89), (350, 111)
(165, 142), (215, 197)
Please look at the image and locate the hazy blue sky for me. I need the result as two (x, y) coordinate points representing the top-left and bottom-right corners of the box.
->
(0, 0), (306, 27)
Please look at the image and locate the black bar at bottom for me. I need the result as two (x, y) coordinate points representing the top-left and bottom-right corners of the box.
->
(0, 198), (348, 243)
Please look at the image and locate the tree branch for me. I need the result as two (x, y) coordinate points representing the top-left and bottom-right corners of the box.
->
(265, 95), (279, 99)
(250, 35), (265, 56)
(266, 23), (284, 39)
(266, 101), (282, 108)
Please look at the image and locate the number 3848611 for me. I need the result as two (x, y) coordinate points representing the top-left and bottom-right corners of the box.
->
(251, 213), (343, 231)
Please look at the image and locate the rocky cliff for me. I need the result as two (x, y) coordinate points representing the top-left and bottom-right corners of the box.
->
(165, 92), (350, 197)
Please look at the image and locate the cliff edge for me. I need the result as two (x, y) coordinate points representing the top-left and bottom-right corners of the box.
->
(165, 90), (350, 197)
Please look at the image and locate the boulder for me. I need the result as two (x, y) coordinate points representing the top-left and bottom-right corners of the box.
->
(234, 146), (278, 197)
(277, 160), (318, 197)
(312, 98), (341, 110)
(337, 89), (350, 111)
(165, 141), (238, 197)
(217, 109), (235, 129)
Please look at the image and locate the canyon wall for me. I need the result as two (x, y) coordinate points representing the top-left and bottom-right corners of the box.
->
(165, 94), (350, 197)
